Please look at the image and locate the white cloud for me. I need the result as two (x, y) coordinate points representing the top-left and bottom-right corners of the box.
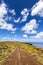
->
(0, 1), (7, 18)
(0, 18), (17, 31)
(2, 37), (12, 41)
(0, 1), (16, 31)
(33, 32), (43, 39)
(31, 0), (43, 17)
(21, 19), (38, 34)
(21, 8), (29, 22)
(21, 16), (28, 22)
(21, 8), (29, 16)
(30, 30), (37, 34)
(9, 9), (16, 15)
(23, 34), (28, 38)
(5, 16), (13, 21)
(14, 17), (20, 23)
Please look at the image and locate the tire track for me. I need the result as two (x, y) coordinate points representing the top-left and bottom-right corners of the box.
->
(2, 44), (43, 65)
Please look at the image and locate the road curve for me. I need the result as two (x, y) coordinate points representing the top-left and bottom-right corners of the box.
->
(2, 45), (43, 65)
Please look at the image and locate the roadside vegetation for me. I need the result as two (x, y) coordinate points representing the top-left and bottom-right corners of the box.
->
(0, 42), (43, 65)
(17, 42), (43, 64)
(0, 42), (15, 65)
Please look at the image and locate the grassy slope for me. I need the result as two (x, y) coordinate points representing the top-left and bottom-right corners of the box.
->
(0, 42), (43, 65)
(0, 42), (15, 65)
(17, 42), (43, 64)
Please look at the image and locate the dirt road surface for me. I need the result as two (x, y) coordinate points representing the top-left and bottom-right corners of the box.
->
(2, 45), (43, 65)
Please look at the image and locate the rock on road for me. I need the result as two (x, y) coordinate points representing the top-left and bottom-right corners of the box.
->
(2, 45), (43, 65)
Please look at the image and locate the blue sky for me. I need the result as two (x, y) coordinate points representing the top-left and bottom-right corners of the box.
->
(0, 0), (43, 42)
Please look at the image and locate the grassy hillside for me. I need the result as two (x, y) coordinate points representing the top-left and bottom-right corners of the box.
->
(17, 42), (43, 64)
(0, 42), (43, 65)
(0, 42), (15, 65)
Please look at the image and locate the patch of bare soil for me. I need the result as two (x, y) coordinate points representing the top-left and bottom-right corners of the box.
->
(2, 45), (43, 65)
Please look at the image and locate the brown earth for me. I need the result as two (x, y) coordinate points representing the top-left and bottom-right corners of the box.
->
(2, 45), (43, 65)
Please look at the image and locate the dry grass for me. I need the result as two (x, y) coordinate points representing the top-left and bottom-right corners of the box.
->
(0, 42), (43, 65)
(17, 42), (43, 64)
(0, 42), (15, 65)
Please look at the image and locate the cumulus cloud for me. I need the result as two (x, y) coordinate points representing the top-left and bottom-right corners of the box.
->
(32, 32), (43, 39)
(0, 1), (16, 31)
(31, 0), (43, 17)
(30, 30), (37, 34)
(0, 18), (17, 31)
(0, 1), (7, 18)
(21, 8), (29, 22)
(21, 19), (38, 34)
(23, 34), (28, 38)
(14, 17), (20, 23)
(5, 16), (13, 21)
(9, 9), (16, 15)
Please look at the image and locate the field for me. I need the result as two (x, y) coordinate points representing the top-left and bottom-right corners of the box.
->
(0, 42), (43, 65)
